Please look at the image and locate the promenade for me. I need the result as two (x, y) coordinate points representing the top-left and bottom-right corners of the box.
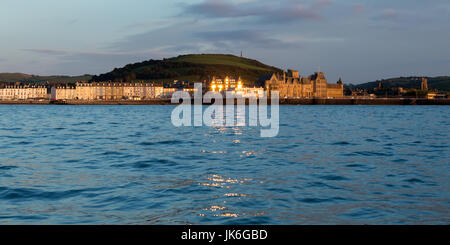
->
(1, 98), (449, 105)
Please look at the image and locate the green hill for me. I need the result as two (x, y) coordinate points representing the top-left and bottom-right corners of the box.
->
(0, 73), (92, 84)
(91, 54), (283, 86)
(169, 54), (276, 71)
(346, 76), (450, 92)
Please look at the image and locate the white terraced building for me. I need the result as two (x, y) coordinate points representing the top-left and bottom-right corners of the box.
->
(0, 85), (47, 100)
(51, 82), (165, 100)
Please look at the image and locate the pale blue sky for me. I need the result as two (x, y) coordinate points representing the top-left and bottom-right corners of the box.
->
(0, 0), (449, 83)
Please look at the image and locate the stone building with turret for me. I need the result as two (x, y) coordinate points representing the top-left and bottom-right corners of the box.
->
(263, 70), (343, 98)
(421, 77), (428, 91)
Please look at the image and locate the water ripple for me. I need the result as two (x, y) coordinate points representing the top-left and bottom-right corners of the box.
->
(0, 105), (448, 224)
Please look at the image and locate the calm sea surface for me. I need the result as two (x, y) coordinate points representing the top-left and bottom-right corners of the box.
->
(0, 105), (449, 224)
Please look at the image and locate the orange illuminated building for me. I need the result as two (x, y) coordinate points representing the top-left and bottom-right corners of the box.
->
(210, 76), (243, 92)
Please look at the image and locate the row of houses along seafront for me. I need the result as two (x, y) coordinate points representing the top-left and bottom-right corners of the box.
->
(0, 85), (47, 100)
(262, 70), (344, 98)
(54, 80), (266, 100)
(0, 70), (344, 101)
(51, 82), (168, 100)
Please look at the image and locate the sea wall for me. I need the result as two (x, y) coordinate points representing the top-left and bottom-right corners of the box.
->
(279, 98), (450, 105)
(1, 98), (449, 105)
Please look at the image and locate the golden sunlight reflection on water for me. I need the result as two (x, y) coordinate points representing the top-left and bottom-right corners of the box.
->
(197, 174), (260, 219)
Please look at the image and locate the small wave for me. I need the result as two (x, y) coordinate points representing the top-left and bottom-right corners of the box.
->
(306, 181), (342, 190)
(428, 145), (448, 149)
(131, 161), (151, 169)
(345, 163), (364, 168)
(0, 186), (104, 201)
(0, 166), (18, 170)
(139, 140), (183, 146)
(319, 175), (350, 181)
(100, 151), (124, 156)
(15, 141), (33, 145)
(1, 127), (22, 131)
(71, 122), (95, 126)
(352, 151), (393, 157)
(392, 159), (408, 163)
(3, 135), (25, 139)
(331, 141), (352, 145)
(112, 159), (177, 169)
(342, 208), (380, 218)
(66, 159), (81, 163)
(404, 178), (425, 184)
(0, 215), (47, 221)
(365, 139), (379, 142)
(297, 197), (346, 204)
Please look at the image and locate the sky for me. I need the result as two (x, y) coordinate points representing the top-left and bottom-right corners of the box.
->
(0, 0), (449, 84)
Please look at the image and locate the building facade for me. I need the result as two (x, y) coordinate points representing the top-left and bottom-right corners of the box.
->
(207, 76), (265, 98)
(209, 76), (243, 92)
(421, 77), (428, 91)
(51, 82), (164, 100)
(232, 87), (265, 98)
(0, 85), (47, 100)
(264, 70), (344, 98)
(51, 86), (76, 100)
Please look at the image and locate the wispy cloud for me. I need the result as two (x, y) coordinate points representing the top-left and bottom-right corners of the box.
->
(380, 8), (399, 20)
(22, 48), (69, 56)
(182, 0), (333, 23)
(352, 4), (364, 16)
(20, 48), (166, 75)
(22, 48), (158, 57)
(195, 30), (298, 48)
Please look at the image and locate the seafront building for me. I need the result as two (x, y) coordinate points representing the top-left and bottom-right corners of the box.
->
(263, 70), (344, 98)
(231, 87), (265, 98)
(0, 85), (47, 100)
(51, 82), (165, 100)
(210, 76), (243, 92)
(209, 76), (265, 98)
(51, 85), (77, 100)
(421, 77), (428, 91)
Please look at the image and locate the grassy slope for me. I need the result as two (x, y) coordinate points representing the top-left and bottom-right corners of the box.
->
(0, 73), (92, 84)
(168, 54), (276, 71)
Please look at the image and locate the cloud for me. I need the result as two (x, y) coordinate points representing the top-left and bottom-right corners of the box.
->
(352, 4), (364, 16)
(369, 7), (434, 29)
(182, 0), (332, 23)
(22, 48), (156, 57)
(380, 8), (399, 20)
(22, 48), (69, 56)
(195, 30), (296, 49)
(21, 48), (165, 75)
(14, 0), (338, 75)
